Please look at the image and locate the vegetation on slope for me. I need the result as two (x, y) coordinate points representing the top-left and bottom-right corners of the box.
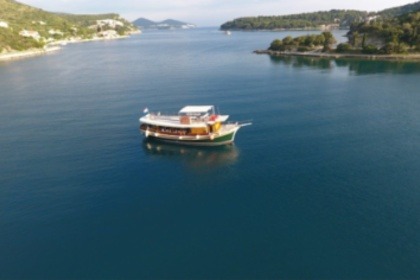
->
(221, 10), (368, 30)
(0, 0), (137, 52)
(57, 13), (135, 35)
(221, 1), (420, 31)
(269, 32), (337, 52)
(379, 1), (420, 18)
(343, 11), (420, 54)
(0, 0), (73, 51)
(266, 11), (420, 55)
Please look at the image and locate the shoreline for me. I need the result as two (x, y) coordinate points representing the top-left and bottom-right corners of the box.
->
(0, 47), (61, 61)
(254, 49), (420, 61)
(0, 34), (138, 62)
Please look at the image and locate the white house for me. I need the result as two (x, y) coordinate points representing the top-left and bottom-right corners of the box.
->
(49, 29), (64, 36)
(99, 30), (118, 38)
(0, 21), (8, 28)
(366, 16), (380, 22)
(96, 19), (124, 28)
(19, 30), (41, 40)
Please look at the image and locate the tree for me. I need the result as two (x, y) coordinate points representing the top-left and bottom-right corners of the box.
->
(336, 43), (353, 53)
(268, 32), (337, 52)
(322, 31), (336, 51)
(282, 36), (293, 45)
(269, 39), (284, 51)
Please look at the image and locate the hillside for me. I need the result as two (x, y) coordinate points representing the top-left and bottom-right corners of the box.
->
(0, 0), (138, 52)
(220, 1), (420, 31)
(221, 10), (369, 31)
(345, 11), (420, 54)
(263, 10), (420, 57)
(133, 18), (196, 29)
(379, 1), (420, 18)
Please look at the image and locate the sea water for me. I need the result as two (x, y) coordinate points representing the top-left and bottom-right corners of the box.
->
(0, 28), (419, 278)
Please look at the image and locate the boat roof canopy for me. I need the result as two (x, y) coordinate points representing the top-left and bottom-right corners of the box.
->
(179, 105), (214, 115)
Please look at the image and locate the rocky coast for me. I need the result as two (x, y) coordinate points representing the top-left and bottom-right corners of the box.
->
(254, 49), (420, 61)
(0, 46), (61, 61)
(0, 32), (139, 62)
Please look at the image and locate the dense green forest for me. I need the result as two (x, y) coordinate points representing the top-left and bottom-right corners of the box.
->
(344, 11), (420, 54)
(267, 11), (420, 55)
(379, 1), (420, 18)
(269, 32), (337, 52)
(221, 1), (420, 31)
(0, 0), (137, 52)
(221, 10), (368, 30)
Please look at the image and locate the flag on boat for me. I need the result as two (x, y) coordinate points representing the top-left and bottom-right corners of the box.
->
(143, 107), (149, 114)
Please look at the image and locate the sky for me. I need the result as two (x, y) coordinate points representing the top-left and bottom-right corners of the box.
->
(17, 0), (417, 26)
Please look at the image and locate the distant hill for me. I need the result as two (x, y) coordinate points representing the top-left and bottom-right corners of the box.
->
(379, 1), (420, 18)
(0, 0), (138, 52)
(221, 10), (368, 31)
(132, 17), (156, 28)
(220, 1), (420, 31)
(133, 18), (196, 29)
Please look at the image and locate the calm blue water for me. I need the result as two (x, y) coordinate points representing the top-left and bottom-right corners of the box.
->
(1, 28), (419, 279)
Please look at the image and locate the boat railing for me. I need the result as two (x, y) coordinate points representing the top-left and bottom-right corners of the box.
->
(148, 114), (177, 121)
(148, 113), (207, 124)
(147, 113), (252, 126)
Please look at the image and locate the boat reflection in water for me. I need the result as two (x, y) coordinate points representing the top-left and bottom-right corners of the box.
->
(142, 138), (239, 172)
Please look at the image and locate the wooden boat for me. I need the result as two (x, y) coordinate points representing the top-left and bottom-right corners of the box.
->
(139, 105), (250, 146)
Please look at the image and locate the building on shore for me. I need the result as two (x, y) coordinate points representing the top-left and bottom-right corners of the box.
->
(0, 21), (9, 28)
(19, 30), (41, 40)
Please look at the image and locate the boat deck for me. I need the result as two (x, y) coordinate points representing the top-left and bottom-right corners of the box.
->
(141, 114), (211, 128)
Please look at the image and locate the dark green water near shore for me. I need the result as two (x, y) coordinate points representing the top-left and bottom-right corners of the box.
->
(0, 28), (419, 279)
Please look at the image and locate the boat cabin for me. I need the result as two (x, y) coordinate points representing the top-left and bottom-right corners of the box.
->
(178, 105), (214, 123)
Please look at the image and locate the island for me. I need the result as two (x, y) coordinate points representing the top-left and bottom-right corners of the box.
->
(133, 18), (196, 30)
(221, 1), (420, 31)
(0, 0), (139, 61)
(252, 3), (420, 61)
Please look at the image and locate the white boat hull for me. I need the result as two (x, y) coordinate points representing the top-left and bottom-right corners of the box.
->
(140, 125), (240, 146)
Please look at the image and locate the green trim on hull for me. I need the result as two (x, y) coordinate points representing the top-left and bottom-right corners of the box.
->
(145, 131), (237, 146)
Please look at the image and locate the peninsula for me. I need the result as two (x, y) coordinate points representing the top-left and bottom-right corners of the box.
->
(0, 0), (139, 61)
(253, 3), (420, 61)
